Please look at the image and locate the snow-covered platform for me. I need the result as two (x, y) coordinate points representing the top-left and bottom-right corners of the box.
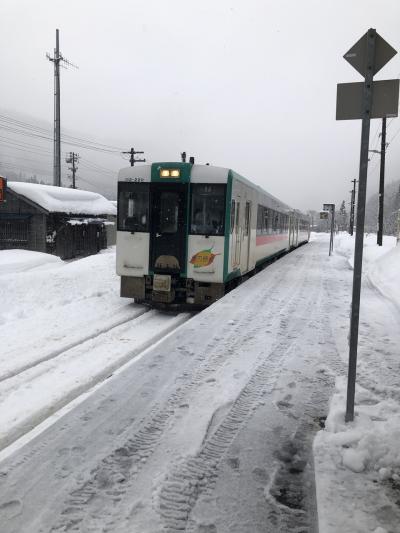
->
(0, 234), (398, 532)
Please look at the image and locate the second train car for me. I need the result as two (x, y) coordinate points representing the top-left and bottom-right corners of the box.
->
(116, 162), (309, 307)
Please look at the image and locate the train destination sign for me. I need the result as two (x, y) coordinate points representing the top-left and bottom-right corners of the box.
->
(344, 31), (397, 78)
(336, 79), (399, 120)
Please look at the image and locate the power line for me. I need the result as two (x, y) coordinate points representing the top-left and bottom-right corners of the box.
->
(0, 113), (125, 152)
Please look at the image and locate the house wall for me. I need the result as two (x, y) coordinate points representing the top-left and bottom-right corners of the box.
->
(0, 191), (46, 252)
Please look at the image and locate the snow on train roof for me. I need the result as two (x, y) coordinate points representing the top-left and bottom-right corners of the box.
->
(8, 182), (116, 216)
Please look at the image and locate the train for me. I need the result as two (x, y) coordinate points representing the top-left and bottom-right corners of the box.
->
(116, 161), (310, 308)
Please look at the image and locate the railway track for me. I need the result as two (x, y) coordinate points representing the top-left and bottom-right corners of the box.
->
(0, 309), (193, 456)
(0, 307), (150, 384)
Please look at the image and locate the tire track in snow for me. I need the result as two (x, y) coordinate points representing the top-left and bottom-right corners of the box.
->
(49, 255), (308, 532)
(157, 259), (317, 532)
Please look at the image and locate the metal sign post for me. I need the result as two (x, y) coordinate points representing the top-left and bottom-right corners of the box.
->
(337, 29), (398, 422)
(323, 203), (335, 255)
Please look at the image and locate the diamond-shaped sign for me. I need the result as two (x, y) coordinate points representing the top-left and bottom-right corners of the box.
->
(344, 31), (397, 78)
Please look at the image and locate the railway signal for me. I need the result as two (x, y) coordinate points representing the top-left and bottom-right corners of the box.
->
(336, 29), (399, 422)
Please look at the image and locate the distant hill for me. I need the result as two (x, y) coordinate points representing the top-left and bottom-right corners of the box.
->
(365, 179), (400, 235)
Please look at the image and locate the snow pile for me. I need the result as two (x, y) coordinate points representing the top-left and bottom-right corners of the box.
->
(368, 244), (400, 311)
(8, 182), (116, 216)
(315, 376), (400, 533)
(334, 233), (397, 270)
(314, 233), (400, 533)
(321, 377), (400, 478)
(0, 249), (62, 276)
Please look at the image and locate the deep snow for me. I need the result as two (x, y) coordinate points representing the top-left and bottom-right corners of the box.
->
(0, 234), (399, 532)
(314, 233), (400, 533)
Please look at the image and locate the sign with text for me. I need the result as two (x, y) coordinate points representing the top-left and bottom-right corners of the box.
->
(344, 31), (397, 78)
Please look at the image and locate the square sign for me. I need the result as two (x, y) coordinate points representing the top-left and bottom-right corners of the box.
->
(320, 211), (329, 219)
(336, 79), (399, 120)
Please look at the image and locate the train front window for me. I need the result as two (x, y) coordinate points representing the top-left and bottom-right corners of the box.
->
(190, 184), (225, 236)
(118, 182), (149, 232)
(159, 191), (179, 234)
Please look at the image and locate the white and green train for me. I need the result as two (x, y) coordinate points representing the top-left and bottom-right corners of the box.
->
(116, 162), (309, 307)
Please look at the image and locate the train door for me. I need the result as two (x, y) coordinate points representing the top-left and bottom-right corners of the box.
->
(241, 201), (251, 272)
(233, 201), (241, 268)
(150, 183), (187, 273)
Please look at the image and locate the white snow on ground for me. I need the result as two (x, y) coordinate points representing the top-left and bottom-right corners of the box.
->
(0, 249), (62, 276)
(0, 235), (399, 533)
(314, 232), (400, 533)
(0, 248), (189, 447)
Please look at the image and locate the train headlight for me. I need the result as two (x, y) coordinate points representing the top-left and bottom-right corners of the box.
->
(159, 169), (180, 178)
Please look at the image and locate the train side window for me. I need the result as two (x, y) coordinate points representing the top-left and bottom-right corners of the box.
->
(244, 202), (250, 236)
(230, 200), (235, 233)
(118, 182), (149, 232)
(235, 202), (240, 229)
(263, 208), (268, 234)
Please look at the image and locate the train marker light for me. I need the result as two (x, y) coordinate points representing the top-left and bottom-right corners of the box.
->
(170, 169), (180, 177)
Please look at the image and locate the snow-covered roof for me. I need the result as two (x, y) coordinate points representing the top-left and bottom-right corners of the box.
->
(8, 182), (116, 216)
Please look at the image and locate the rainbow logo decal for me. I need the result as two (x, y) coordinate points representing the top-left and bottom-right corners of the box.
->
(190, 248), (221, 268)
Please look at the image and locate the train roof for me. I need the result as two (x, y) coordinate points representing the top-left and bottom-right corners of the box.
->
(118, 163), (309, 220)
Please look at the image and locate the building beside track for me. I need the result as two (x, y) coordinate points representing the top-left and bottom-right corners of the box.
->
(0, 182), (116, 259)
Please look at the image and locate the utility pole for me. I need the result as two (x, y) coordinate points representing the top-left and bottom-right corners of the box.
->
(122, 148), (145, 167)
(349, 179), (357, 235)
(377, 117), (387, 246)
(46, 29), (78, 187)
(66, 152), (79, 189)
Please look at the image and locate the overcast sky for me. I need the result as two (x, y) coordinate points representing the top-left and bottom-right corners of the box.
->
(0, 0), (399, 209)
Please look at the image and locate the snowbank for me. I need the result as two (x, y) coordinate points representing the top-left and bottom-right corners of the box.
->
(0, 249), (62, 276)
(334, 233), (396, 270)
(368, 244), (400, 311)
(8, 181), (116, 216)
(314, 233), (400, 533)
